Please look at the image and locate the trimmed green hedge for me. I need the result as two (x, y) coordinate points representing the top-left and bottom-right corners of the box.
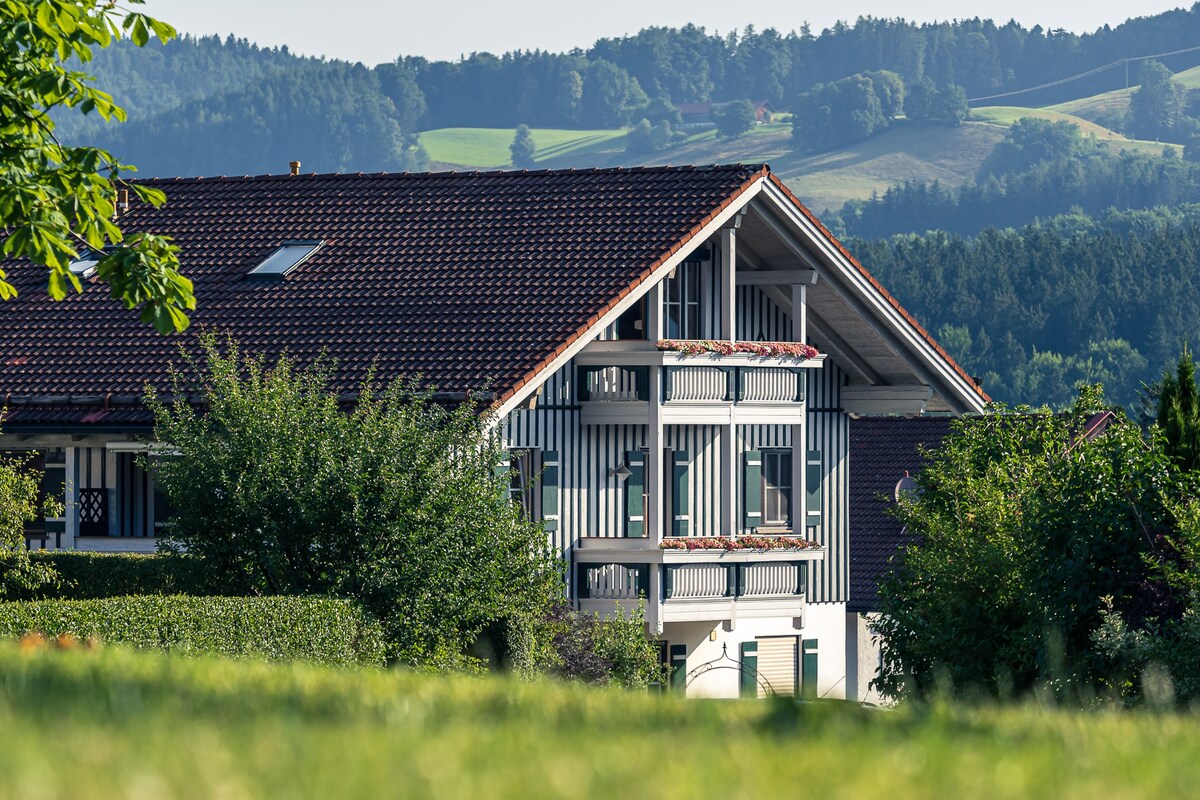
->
(18, 552), (223, 600)
(0, 596), (386, 667)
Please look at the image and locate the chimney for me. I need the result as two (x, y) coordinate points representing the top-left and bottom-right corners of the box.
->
(289, 160), (301, 176)
(115, 188), (129, 218)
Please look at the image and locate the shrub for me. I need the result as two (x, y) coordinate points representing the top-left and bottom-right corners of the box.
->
(13, 552), (220, 601)
(0, 595), (386, 667)
(506, 603), (664, 688)
(147, 337), (561, 668)
(0, 450), (59, 597)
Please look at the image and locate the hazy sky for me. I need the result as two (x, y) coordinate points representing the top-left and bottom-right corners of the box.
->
(138, 1), (1189, 65)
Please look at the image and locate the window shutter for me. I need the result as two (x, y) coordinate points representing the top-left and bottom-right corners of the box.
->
(743, 450), (762, 530)
(540, 450), (559, 533)
(740, 641), (759, 698)
(493, 457), (510, 499)
(669, 644), (687, 693)
(801, 638), (819, 699)
(672, 450), (690, 536)
(625, 450), (645, 538)
(806, 450), (822, 528)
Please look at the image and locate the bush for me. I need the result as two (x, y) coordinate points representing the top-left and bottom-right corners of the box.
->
(0, 595), (386, 667)
(148, 337), (561, 668)
(506, 603), (664, 688)
(13, 552), (220, 601)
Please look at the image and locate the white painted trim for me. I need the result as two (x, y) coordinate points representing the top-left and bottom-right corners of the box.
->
(489, 178), (767, 423)
(756, 182), (986, 414)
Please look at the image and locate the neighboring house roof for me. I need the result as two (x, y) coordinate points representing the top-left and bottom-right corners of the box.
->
(848, 415), (953, 612)
(0, 163), (987, 428)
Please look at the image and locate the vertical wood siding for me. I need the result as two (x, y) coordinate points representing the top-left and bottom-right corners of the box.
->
(502, 279), (850, 606)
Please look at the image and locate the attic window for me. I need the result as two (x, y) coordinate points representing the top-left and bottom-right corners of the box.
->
(248, 240), (322, 279)
(68, 249), (106, 278)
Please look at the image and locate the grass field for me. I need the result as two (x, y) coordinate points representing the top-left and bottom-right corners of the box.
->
(2, 644), (1200, 799)
(421, 127), (628, 168)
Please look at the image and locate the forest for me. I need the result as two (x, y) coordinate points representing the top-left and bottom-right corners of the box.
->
(51, 6), (1200, 409)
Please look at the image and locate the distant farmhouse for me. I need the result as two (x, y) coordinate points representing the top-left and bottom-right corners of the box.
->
(0, 164), (986, 699)
(678, 101), (774, 126)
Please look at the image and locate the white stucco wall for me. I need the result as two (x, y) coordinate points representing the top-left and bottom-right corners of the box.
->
(661, 602), (847, 699)
(845, 611), (888, 705)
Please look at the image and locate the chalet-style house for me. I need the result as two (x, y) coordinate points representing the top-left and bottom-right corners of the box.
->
(0, 164), (987, 699)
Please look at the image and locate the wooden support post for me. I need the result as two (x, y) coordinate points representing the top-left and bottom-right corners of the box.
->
(792, 282), (807, 345)
(64, 447), (76, 550)
(722, 422), (737, 539)
(720, 227), (737, 342)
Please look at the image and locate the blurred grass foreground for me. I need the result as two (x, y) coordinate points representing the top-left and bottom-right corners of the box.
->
(1, 644), (1198, 799)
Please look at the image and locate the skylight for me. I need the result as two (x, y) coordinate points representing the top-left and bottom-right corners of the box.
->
(249, 241), (322, 278)
(68, 250), (105, 278)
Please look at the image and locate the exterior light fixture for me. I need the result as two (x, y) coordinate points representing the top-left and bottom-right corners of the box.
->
(610, 463), (633, 481)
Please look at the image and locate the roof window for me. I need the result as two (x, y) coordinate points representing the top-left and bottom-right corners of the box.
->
(68, 249), (106, 279)
(248, 241), (322, 279)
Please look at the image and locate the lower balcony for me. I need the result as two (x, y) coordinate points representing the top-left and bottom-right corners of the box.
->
(573, 537), (823, 624)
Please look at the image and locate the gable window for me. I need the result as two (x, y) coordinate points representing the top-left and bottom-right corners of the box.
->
(762, 448), (792, 529)
(248, 240), (322, 279)
(69, 248), (110, 278)
(665, 259), (702, 339)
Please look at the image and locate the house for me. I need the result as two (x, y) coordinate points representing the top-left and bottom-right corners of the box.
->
(677, 101), (773, 126)
(0, 163), (988, 698)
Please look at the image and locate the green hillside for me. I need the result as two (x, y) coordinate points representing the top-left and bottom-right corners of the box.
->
(5, 644), (1200, 799)
(421, 122), (1004, 214)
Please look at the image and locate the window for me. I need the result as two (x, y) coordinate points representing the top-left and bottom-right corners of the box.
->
(69, 249), (107, 278)
(665, 259), (702, 339)
(248, 241), (322, 278)
(508, 449), (539, 522)
(762, 449), (792, 528)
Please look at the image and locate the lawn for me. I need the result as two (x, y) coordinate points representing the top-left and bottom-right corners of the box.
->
(2, 644), (1199, 799)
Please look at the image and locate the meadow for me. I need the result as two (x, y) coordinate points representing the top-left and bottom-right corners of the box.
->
(2, 643), (1199, 799)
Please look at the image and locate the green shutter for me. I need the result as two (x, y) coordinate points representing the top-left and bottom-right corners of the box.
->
(801, 639), (818, 699)
(540, 450), (559, 533)
(743, 450), (762, 530)
(670, 644), (687, 693)
(806, 450), (822, 528)
(494, 456), (511, 499)
(625, 450), (645, 538)
(740, 641), (759, 698)
(672, 450), (690, 536)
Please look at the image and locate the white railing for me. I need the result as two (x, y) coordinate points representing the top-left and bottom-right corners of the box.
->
(664, 564), (727, 598)
(589, 367), (641, 401)
(666, 367), (727, 401)
(741, 369), (799, 402)
(584, 564), (643, 599)
(742, 563), (802, 596)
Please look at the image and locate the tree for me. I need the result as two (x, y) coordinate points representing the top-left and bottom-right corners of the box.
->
(874, 389), (1183, 701)
(1157, 348), (1200, 472)
(713, 98), (756, 138)
(0, 1), (195, 333)
(0, 452), (58, 597)
(979, 117), (1089, 178)
(1129, 60), (1186, 142)
(509, 124), (536, 168)
(147, 338), (562, 667)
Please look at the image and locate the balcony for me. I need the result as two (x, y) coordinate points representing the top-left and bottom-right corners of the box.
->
(576, 340), (823, 426)
(574, 537), (823, 624)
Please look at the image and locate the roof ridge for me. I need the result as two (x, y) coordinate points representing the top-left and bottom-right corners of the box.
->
(135, 162), (769, 185)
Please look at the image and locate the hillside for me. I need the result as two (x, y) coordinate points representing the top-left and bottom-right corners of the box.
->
(423, 122), (1005, 214)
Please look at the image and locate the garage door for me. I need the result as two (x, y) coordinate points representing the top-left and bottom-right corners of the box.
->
(755, 636), (797, 698)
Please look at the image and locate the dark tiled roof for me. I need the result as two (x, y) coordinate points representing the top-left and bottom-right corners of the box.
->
(0, 165), (766, 425)
(848, 415), (954, 612)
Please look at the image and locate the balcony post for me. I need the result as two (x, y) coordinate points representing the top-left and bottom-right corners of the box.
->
(720, 226), (737, 343)
(792, 282), (806, 345)
(721, 422), (737, 539)
(646, 280), (666, 634)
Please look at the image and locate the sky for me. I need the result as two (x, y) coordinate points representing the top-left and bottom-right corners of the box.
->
(138, 1), (1190, 65)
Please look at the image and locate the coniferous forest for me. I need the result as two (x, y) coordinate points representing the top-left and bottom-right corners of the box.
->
(56, 6), (1200, 408)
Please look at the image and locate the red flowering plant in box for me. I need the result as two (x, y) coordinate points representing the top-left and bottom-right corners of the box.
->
(656, 340), (819, 359)
(659, 536), (821, 551)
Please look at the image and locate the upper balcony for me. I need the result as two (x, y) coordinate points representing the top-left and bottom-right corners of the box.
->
(576, 340), (824, 425)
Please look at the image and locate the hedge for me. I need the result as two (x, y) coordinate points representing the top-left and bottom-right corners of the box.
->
(16, 552), (224, 601)
(0, 596), (386, 667)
